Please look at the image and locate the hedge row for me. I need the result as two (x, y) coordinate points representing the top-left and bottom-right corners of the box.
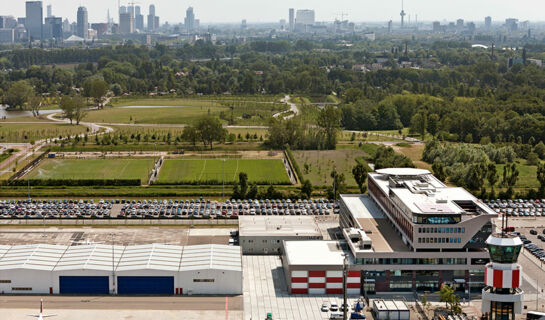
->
(152, 179), (292, 186)
(285, 149), (303, 183)
(3, 179), (141, 187)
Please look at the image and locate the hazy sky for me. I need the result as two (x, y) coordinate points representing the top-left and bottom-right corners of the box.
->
(6, 0), (545, 24)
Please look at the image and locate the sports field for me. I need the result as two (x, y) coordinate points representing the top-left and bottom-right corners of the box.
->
(26, 158), (156, 182)
(157, 159), (291, 184)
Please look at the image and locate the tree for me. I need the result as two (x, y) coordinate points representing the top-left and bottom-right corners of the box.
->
(27, 95), (44, 117)
(83, 77), (109, 108)
(59, 95), (75, 124)
(537, 163), (545, 197)
(427, 113), (440, 137)
(439, 284), (462, 315)
(527, 152), (540, 166)
(3, 80), (33, 110)
(486, 163), (498, 199)
(534, 141), (545, 160)
(238, 172), (248, 198)
(300, 180), (313, 199)
(72, 96), (87, 125)
(344, 88), (364, 103)
(195, 116), (227, 149)
(181, 125), (199, 146)
(432, 162), (447, 182)
(352, 163), (368, 193)
(317, 105), (342, 150)
(328, 169), (346, 200)
(410, 112), (427, 139)
(247, 183), (258, 199)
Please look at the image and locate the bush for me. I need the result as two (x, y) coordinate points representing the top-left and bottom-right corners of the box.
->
(3, 179), (141, 187)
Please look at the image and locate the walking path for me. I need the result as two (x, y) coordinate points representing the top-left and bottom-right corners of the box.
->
(273, 95), (300, 120)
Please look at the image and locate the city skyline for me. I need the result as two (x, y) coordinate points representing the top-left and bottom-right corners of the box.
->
(3, 0), (545, 24)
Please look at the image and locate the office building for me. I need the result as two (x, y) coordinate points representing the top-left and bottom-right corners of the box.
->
(0, 28), (14, 43)
(185, 7), (195, 32)
(154, 16), (159, 30)
(241, 19), (247, 30)
(282, 168), (496, 295)
(239, 216), (323, 255)
(46, 4), (52, 18)
(467, 22), (476, 34)
(44, 16), (62, 40)
(76, 7), (88, 39)
(506, 18), (518, 32)
(485, 16), (492, 29)
(432, 21), (441, 32)
(26, 1), (43, 41)
(456, 19), (464, 29)
(289, 8), (295, 31)
(135, 14), (144, 31)
(0, 16), (17, 29)
(147, 4), (156, 31)
(295, 9), (314, 26)
(120, 6), (127, 14)
(119, 13), (134, 34)
(91, 23), (108, 37)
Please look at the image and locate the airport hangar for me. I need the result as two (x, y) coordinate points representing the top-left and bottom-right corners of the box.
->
(0, 243), (242, 295)
(281, 168), (497, 295)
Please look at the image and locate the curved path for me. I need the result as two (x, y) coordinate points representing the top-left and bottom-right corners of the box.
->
(273, 95), (299, 120)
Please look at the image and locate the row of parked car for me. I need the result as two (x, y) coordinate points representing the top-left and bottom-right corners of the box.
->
(515, 231), (545, 262)
(119, 198), (339, 219)
(0, 199), (114, 219)
(0, 198), (339, 219)
(483, 199), (545, 217)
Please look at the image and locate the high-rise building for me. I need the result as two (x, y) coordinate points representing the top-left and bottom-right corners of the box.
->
(76, 6), (88, 39)
(388, 20), (392, 33)
(485, 16), (492, 29)
(0, 28), (15, 43)
(120, 6), (127, 14)
(295, 9), (314, 26)
(154, 16), (159, 30)
(456, 19), (464, 29)
(289, 8), (295, 31)
(135, 6), (141, 16)
(241, 19), (247, 30)
(0, 16), (17, 29)
(505, 18), (518, 32)
(46, 4), (52, 18)
(91, 23), (108, 37)
(432, 21), (441, 32)
(147, 4), (156, 31)
(185, 7), (195, 32)
(400, 0), (406, 28)
(134, 6), (143, 30)
(467, 22), (476, 34)
(44, 16), (62, 40)
(26, 1), (43, 41)
(119, 12), (134, 34)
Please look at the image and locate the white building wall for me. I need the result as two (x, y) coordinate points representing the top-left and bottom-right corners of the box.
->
(0, 269), (53, 294)
(178, 269), (242, 295)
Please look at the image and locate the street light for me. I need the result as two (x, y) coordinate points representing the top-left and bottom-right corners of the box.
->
(343, 254), (348, 320)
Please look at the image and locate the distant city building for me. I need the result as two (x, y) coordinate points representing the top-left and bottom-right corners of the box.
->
(154, 16), (159, 30)
(46, 4), (52, 18)
(17, 17), (26, 26)
(388, 20), (392, 33)
(149, 4), (155, 16)
(485, 16), (492, 29)
(76, 6), (88, 39)
(241, 19), (247, 30)
(147, 4), (157, 31)
(26, 1), (44, 41)
(91, 23), (108, 37)
(432, 21), (441, 32)
(119, 12), (134, 34)
(456, 19), (464, 29)
(135, 14), (144, 30)
(0, 28), (15, 43)
(467, 22), (476, 34)
(44, 16), (62, 40)
(120, 6), (127, 14)
(185, 7), (195, 32)
(295, 9), (315, 26)
(505, 18), (518, 32)
(288, 8), (295, 31)
(62, 18), (70, 34)
(0, 16), (17, 29)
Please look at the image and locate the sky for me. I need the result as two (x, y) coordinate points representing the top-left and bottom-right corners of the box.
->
(6, 0), (545, 24)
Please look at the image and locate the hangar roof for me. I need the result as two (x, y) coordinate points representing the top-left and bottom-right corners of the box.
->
(0, 244), (241, 273)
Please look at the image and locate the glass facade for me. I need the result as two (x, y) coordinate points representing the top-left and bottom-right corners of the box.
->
(487, 244), (521, 263)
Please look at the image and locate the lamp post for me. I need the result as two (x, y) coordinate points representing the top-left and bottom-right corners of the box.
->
(343, 255), (348, 320)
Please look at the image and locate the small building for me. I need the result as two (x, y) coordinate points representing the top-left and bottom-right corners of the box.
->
(0, 243), (242, 295)
(372, 299), (410, 320)
(238, 216), (322, 255)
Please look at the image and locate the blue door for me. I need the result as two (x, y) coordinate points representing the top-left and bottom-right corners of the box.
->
(59, 276), (109, 294)
(117, 276), (174, 294)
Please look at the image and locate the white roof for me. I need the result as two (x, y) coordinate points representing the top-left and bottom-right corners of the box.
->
(284, 241), (350, 267)
(65, 35), (84, 42)
(239, 216), (321, 237)
(0, 244), (241, 273)
(375, 168), (431, 176)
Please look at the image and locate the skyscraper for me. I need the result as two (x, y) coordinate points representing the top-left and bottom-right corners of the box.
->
(147, 4), (156, 31)
(289, 8), (294, 32)
(185, 7), (195, 32)
(485, 16), (492, 29)
(77, 6), (88, 39)
(120, 6), (127, 14)
(44, 16), (62, 40)
(26, 1), (43, 41)
(46, 4), (52, 18)
(400, 0), (406, 28)
(134, 5), (143, 30)
(295, 10), (314, 26)
(119, 12), (134, 34)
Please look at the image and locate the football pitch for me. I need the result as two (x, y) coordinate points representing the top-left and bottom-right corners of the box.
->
(157, 159), (291, 184)
(26, 159), (156, 182)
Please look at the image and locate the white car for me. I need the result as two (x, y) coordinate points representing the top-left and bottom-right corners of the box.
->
(330, 302), (339, 311)
(321, 303), (329, 312)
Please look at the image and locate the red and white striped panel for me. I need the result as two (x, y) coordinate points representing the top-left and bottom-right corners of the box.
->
(290, 270), (362, 295)
(485, 265), (521, 289)
(308, 271), (326, 294)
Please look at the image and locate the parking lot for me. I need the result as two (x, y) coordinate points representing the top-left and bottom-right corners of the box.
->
(0, 198), (338, 219)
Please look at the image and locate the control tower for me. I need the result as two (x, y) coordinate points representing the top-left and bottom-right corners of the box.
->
(481, 229), (524, 320)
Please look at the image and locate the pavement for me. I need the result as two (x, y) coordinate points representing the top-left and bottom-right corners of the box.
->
(273, 95), (300, 120)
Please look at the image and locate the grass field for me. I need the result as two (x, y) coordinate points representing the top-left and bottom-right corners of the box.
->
(157, 159), (291, 184)
(112, 98), (222, 108)
(493, 160), (540, 190)
(0, 123), (87, 143)
(292, 150), (369, 187)
(391, 143), (431, 170)
(26, 158), (156, 182)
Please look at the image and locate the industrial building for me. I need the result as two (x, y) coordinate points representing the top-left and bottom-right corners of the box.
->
(282, 168), (496, 295)
(0, 243), (242, 295)
(238, 216), (322, 254)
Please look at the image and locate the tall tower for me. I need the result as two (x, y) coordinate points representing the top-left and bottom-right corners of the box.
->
(185, 7), (195, 33)
(77, 6), (88, 39)
(46, 4), (52, 18)
(481, 228), (524, 320)
(26, 1), (44, 41)
(289, 8), (295, 32)
(400, 0), (406, 28)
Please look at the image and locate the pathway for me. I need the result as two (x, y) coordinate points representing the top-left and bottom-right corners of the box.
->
(273, 95), (300, 120)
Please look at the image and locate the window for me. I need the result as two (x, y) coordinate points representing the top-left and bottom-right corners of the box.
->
(11, 287), (32, 291)
(0, 280), (11, 283)
(262, 240), (267, 243)
(193, 279), (214, 282)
